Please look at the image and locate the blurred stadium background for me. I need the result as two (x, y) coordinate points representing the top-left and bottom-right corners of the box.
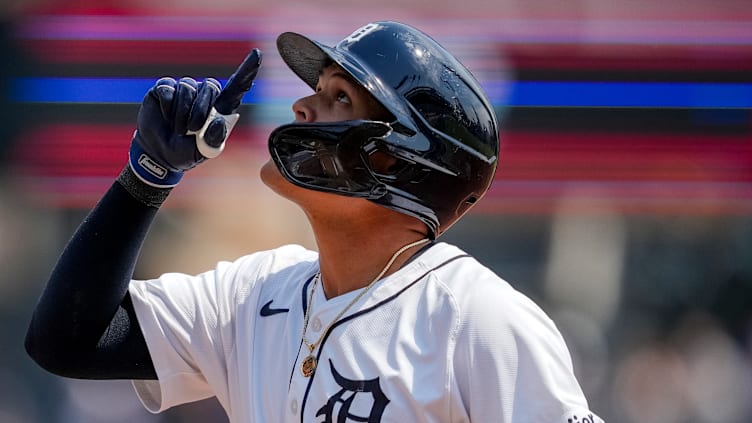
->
(1, 0), (751, 422)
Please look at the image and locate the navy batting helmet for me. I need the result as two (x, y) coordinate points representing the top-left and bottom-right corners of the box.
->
(270, 21), (499, 238)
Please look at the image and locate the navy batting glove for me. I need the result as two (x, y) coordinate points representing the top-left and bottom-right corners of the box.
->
(129, 49), (262, 188)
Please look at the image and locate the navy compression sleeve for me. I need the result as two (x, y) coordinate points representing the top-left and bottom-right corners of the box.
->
(25, 166), (161, 379)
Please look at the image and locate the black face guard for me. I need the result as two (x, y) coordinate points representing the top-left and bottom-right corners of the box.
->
(268, 120), (401, 199)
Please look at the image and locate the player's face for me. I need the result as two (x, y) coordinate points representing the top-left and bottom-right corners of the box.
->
(290, 64), (391, 123)
(260, 63), (390, 202)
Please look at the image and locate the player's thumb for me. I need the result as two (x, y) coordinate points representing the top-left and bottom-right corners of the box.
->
(203, 116), (228, 148)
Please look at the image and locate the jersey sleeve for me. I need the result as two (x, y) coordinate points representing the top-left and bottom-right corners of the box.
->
(452, 276), (604, 423)
(127, 249), (271, 414)
(127, 261), (236, 413)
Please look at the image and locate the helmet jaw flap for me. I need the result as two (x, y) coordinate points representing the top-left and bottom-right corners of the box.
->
(268, 120), (394, 199)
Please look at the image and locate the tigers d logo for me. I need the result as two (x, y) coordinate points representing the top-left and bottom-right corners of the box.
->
(316, 360), (390, 423)
(342, 23), (378, 44)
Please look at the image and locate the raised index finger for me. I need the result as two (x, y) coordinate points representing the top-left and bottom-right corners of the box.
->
(214, 48), (262, 114)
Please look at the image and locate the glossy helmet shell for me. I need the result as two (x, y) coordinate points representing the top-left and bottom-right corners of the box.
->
(272, 21), (499, 238)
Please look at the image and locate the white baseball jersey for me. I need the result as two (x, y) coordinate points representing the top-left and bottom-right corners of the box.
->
(128, 242), (603, 423)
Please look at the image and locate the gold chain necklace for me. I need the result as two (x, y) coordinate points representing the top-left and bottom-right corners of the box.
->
(299, 238), (430, 377)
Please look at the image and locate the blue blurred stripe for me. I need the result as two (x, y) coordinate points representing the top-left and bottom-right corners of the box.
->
(501, 81), (752, 108)
(14, 78), (154, 103)
(12, 77), (262, 104)
(12, 77), (752, 108)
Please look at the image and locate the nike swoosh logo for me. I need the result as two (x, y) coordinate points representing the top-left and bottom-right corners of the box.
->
(260, 300), (289, 316)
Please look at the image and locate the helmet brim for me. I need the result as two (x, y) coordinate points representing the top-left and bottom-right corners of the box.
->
(277, 32), (331, 92)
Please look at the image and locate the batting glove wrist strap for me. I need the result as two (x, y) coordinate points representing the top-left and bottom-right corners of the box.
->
(117, 163), (173, 208)
(128, 140), (184, 188)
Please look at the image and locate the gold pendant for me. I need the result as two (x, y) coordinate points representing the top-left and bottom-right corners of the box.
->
(301, 354), (317, 377)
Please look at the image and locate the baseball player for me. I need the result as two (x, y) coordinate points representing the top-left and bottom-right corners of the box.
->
(26, 21), (603, 423)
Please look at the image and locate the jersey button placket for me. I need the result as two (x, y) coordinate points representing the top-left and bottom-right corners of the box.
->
(311, 316), (322, 332)
(288, 381), (302, 417)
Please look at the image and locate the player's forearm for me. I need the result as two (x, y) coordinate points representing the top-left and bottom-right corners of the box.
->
(25, 166), (164, 376)
(26, 50), (260, 379)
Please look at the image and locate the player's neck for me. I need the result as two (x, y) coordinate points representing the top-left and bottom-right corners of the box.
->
(311, 226), (428, 299)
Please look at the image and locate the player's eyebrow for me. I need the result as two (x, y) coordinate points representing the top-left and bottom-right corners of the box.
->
(319, 64), (360, 89)
(330, 71), (357, 85)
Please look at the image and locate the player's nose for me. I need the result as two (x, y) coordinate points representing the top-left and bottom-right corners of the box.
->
(292, 95), (316, 123)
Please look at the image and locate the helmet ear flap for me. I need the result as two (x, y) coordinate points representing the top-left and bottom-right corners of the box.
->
(347, 120), (393, 141)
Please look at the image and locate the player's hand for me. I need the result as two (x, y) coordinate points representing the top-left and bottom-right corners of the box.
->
(129, 48), (262, 188)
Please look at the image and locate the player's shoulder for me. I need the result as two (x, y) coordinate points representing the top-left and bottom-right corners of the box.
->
(420, 241), (552, 326)
(228, 243), (317, 278)
(244, 243), (318, 268)
(420, 241), (514, 295)
(210, 244), (318, 293)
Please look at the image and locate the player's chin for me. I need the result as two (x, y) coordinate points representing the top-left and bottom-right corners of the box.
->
(260, 159), (300, 196)
(260, 159), (281, 186)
